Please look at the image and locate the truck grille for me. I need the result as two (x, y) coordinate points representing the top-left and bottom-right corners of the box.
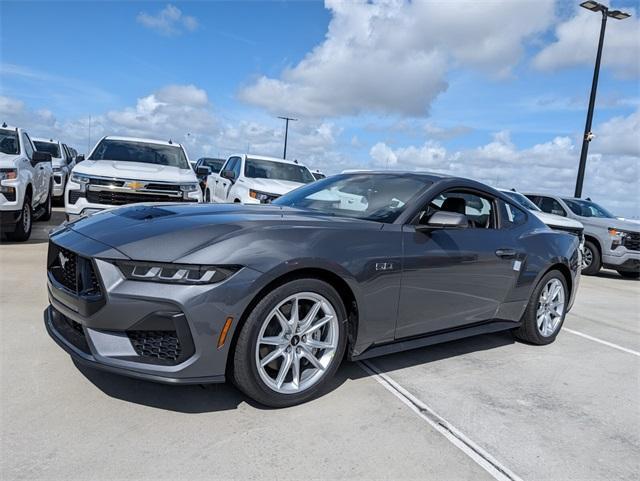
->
(624, 232), (640, 252)
(47, 243), (101, 296)
(86, 190), (192, 206)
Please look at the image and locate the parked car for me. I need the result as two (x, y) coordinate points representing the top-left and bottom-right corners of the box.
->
(497, 189), (584, 247)
(45, 171), (580, 407)
(64, 136), (202, 221)
(0, 124), (53, 241)
(311, 169), (326, 180)
(194, 157), (225, 192)
(33, 138), (75, 201)
(525, 193), (639, 278)
(204, 154), (315, 203)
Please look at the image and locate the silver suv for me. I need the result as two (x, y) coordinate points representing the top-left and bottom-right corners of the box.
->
(525, 193), (639, 279)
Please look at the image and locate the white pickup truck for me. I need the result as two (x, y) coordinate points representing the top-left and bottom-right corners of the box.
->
(204, 154), (315, 204)
(65, 136), (202, 221)
(0, 124), (53, 241)
(33, 138), (76, 201)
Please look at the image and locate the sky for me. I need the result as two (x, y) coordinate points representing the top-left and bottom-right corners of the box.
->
(1, 0), (639, 217)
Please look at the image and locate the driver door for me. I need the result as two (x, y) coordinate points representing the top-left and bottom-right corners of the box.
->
(395, 189), (522, 339)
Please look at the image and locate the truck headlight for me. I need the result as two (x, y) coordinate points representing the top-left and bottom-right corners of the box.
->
(608, 228), (630, 249)
(249, 189), (277, 203)
(70, 173), (90, 184)
(115, 261), (240, 285)
(180, 183), (199, 192)
(0, 169), (17, 182)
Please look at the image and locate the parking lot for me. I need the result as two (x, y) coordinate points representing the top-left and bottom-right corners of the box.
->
(1, 208), (638, 481)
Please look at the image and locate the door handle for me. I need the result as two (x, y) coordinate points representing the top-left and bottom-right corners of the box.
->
(495, 248), (517, 259)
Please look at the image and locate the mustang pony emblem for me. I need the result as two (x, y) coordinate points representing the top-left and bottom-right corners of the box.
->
(58, 252), (69, 269)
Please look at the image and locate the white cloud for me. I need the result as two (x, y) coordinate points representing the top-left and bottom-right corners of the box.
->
(368, 110), (640, 218)
(533, 7), (640, 78)
(239, 0), (554, 118)
(136, 4), (198, 36)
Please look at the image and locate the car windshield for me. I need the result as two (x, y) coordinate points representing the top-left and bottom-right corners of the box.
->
(34, 141), (61, 158)
(562, 198), (615, 218)
(89, 139), (190, 169)
(0, 129), (19, 155)
(200, 158), (224, 173)
(503, 191), (541, 211)
(273, 173), (430, 223)
(245, 158), (315, 184)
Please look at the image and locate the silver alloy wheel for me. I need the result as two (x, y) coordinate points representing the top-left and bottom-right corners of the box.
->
(22, 201), (31, 231)
(536, 278), (565, 337)
(582, 246), (593, 269)
(255, 292), (339, 394)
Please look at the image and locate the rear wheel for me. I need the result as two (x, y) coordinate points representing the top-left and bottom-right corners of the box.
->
(618, 270), (639, 280)
(38, 183), (53, 221)
(6, 193), (32, 242)
(581, 240), (601, 276)
(205, 189), (211, 202)
(232, 279), (347, 407)
(513, 270), (568, 345)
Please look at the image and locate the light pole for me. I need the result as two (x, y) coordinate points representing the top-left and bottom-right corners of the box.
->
(278, 116), (297, 159)
(574, 1), (631, 198)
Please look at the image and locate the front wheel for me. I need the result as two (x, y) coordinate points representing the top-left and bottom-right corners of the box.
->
(513, 270), (568, 345)
(581, 240), (601, 276)
(232, 279), (347, 407)
(6, 193), (32, 242)
(205, 189), (211, 202)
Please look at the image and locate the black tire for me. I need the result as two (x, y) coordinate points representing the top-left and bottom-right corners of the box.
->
(513, 270), (568, 345)
(618, 270), (640, 280)
(6, 193), (32, 242)
(232, 278), (347, 408)
(205, 189), (211, 202)
(581, 240), (601, 276)
(38, 183), (53, 221)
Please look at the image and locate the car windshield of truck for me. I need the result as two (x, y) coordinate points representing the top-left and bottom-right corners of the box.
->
(89, 139), (190, 169)
(201, 158), (224, 173)
(562, 198), (615, 218)
(274, 173), (430, 223)
(0, 129), (19, 155)
(503, 191), (541, 211)
(245, 158), (315, 184)
(34, 141), (60, 158)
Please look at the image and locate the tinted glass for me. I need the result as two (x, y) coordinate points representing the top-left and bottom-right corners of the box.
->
(312, 172), (326, 180)
(200, 158), (224, 173)
(245, 158), (315, 184)
(537, 197), (566, 217)
(427, 190), (495, 228)
(562, 198), (615, 218)
(501, 200), (527, 227)
(503, 191), (540, 211)
(274, 173), (430, 223)
(34, 141), (61, 158)
(23, 134), (34, 159)
(89, 139), (189, 169)
(0, 129), (19, 155)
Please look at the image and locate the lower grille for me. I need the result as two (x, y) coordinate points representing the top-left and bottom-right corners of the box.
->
(86, 190), (189, 206)
(68, 190), (84, 204)
(624, 232), (640, 252)
(127, 331), (182, 364)
(50, 308), (90, 354)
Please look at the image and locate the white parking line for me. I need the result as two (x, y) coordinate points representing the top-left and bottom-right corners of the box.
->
(564, 328), (640, 357)
(358, 360), (523, 481)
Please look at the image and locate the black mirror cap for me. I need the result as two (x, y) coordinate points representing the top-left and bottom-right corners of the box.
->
(76, 154), (85, 162)
(196, 166), (211, 176)
(32, 151), (52, 163)
(221, 169), (236, 181)
(418, 211), (468, 230)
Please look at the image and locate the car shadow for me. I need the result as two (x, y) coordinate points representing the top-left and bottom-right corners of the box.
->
(75, 331), (515, 413)
(0, 209), (65, 245)
(595, 269), (638, 281)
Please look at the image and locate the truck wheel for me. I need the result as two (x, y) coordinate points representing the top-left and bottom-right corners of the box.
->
(205, 189), (211, 202)
(581, 240), (601, 276)
(232, 278), (347, 407)
(38, 183), (53, 221)
(7, 193), (32, 242)
(617, 271), (639, 280)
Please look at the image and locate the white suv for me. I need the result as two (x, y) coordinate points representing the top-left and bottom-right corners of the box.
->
(33, 138), (75, 201)
(65, 136), (202, 221)
(205, 154), (315, 204)
(0, 124), (53, 241)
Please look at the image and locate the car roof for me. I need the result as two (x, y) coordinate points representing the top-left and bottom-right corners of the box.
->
(0, 123), (20, 132)
(341, 170), (456, 182)
(102, 135), (183, 148)
(33, 137), (60, 144)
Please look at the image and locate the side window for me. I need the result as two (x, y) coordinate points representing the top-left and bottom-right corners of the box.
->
(63, 144), (72, 164)
(500, 200), (527, 228)
(22, 133), (34, 160)
(538, 197), (566, 217)
(421, 190), (497, 229)
(222, 157), (236, 174)
(232, 157), (242, 179)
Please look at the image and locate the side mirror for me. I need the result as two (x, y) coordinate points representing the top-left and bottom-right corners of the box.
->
(417, 211), (468, 231)
(196, 166), (211, 176)
(32, 151), (52, 164)
(76, 154), (85, 163)
(221, 169), (236, 181)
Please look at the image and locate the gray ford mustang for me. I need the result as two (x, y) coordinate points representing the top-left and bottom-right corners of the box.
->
(45, 172), (581, 407)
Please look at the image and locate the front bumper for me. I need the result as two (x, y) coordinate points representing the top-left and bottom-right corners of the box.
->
(45, 228), (263, 384)
(603, 248), (640, 272)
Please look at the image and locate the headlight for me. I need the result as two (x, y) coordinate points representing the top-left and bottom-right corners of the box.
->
(180, 183), (199, 192)
(608, 228), (635, 249)
(249, 189), (277, 203)
(0, 169), (17, 181)
(70, 173), (90, 184)
(53, 167), (62, 173)
(115, 261), (240, 285)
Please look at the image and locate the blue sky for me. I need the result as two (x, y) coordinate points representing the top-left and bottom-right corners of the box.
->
(1, 0), (639, 216)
